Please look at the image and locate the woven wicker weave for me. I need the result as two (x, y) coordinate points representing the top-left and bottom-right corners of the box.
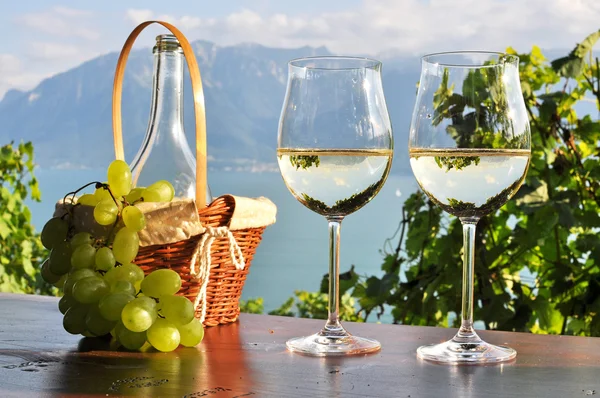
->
(112, 21), (269, 327)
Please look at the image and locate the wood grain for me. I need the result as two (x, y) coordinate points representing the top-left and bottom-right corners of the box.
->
(1, 293), (599, 397)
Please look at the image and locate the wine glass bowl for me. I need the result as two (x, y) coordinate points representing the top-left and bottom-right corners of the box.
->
(409, 51), (531, 364)
(277, 56), (393, 356)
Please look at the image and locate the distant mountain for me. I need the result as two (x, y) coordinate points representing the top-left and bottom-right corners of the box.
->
(0, 41), (419, 174)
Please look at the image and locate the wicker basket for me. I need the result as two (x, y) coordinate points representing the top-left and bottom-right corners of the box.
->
(111, 21), (274, 327)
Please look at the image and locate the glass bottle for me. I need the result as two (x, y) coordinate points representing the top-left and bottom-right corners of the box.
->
(131, 34), (211, 201)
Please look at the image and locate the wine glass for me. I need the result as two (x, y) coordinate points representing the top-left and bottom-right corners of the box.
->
(277, 56), (393, 356)
(409, 51), (531, 364)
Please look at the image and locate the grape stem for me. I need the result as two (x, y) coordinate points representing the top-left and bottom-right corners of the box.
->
(61, 180), (106, 238)
(63, 181), (104, 205)
(102, 183), (126, 245)
(102, 183), (121, 208)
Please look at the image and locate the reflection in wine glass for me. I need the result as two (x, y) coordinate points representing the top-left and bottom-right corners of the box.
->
(277, 56), (393, 356)
(409, 51), (531, 364)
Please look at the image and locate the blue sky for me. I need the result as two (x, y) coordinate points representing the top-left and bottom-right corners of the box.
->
(1, 0), (599, 98)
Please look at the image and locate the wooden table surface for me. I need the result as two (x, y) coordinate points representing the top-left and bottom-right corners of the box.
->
(1, 293), (599, 397)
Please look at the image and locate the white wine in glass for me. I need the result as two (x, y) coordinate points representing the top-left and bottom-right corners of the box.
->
(278, 56), (393, 356)
(409, 51), (531, 364)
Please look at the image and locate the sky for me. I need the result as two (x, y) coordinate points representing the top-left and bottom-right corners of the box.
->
(0, 0), (599, 99)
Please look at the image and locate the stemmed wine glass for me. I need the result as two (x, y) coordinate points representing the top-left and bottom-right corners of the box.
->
(409, 51), (531, 364)
(277, 56), (393, 356)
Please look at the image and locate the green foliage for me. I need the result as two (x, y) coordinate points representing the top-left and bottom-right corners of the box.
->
(239, 297), (264, 314)
(289, 155), (320, 170)
(435, 155), (480, 171)
(274, 30), (600, 336)
(302, 181), (385, 217)
(269, 290), (363, 322)
(0, 142), (52, 294)
(361, 31), (600, 334)
(432, 55), (528, 150)
(267, 266), (365, 322)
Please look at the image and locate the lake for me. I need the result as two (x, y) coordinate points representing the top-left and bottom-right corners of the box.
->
(28, 169), (418, 317)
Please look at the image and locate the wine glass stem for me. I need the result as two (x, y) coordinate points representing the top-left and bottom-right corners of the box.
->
(326, 217), (344, 331)
(460, 219), (479, 336)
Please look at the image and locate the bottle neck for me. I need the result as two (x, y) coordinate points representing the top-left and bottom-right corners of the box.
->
(148, 49), (185, 137)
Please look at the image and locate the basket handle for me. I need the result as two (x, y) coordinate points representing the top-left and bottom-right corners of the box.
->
(112, 20), (207, 208)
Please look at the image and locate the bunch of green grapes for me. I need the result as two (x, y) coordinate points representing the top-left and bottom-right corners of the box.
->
(40, 160), (204, 352)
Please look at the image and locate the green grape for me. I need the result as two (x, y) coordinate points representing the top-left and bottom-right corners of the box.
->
(95, 247), (116, 271)
(86, 305), (117, 337)
(160, 295), (195, 326)
(122, 205), (146, 231)
(72, 276), (110, 304)
(49, 241), (72, 276)
(94, 199), (118, 226)
(58, 293), (77, 314)
(141, 269), (181, 298)
(71, 243), (96, 269)
(41, 259), (61, 284)
(77, 193), (98, 206)
(141, 188), (162, 202)
(94, 186), (112, 202)
(112, 227), (139, 264)
(53, 274), (67, 289)
(120, 263), (145, 282)
(178, 318), (204, 347)
(63, 304), (89, 335)
(41, 217), (68, 250)
(104, 263), (144, 287)
(107, 160), (132, 198)
(147, 318), (180, 352)
(110, 280), (136, 295)
(115, 322), (147, 350)
(121, 296), (157, 332)
(142, 180), (174, 202)
(149, 180), (175, 202)
(63, 268), (96, 295)
(70, 232), (93, 248)
(125, 187), (145, 204)
(102, 267), (119, 285)
(103, 265), (140, 286)
(134, 280), (142, 294)
(98, 292), (134, 321)
(110, 323), (119, 338)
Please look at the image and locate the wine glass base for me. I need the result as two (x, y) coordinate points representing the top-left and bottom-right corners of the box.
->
(417, 334), (516, 364)
(286, 332), (381, 357)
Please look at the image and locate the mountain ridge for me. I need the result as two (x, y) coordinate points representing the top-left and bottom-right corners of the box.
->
(0, 40), (418, 174)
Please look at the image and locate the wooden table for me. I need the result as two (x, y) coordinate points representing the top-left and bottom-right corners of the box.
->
(1, 293), (599, 397)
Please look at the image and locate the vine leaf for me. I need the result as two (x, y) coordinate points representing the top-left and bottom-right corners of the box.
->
(319, 265), (359, 296)
(551, 29), (600, 78)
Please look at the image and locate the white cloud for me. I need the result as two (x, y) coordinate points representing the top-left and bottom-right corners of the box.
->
(18, 7), (99, 40)
(0, 54), (21, 74)
(1, 7), (105, 98)
(0, 54), (45, 99)
(2, 1), (600, 100)
(53, 6), (93, 18)
(28, 42), (85, 61)
(125, 0), (600, 56)
(125, 9), (212, 32)
(178, 16), (203, 30)
(126, 9), (154, 26)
